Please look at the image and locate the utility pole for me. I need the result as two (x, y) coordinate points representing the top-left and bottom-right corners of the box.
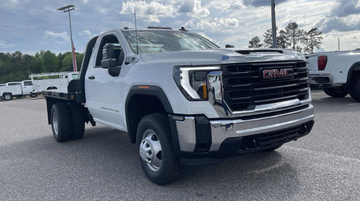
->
(338, 38), (340, 51)
(57, 5), (77, 72)
(271, 0), (277, 48)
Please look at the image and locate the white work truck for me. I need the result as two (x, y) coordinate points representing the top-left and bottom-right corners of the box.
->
(307, 50), (360, 101)
(43, 27), (314, 185)
(29, 72), (79, 94)
(0, 80), (36, 100)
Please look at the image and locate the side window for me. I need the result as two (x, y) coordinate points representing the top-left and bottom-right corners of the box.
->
(8, 83), (21, 86)
(95, 35), (122, 67)
(72, 74), (79, 79)
(24, 81), (33, 86)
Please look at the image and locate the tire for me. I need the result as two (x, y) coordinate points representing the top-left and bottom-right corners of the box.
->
(68, 103), (85, 140)
(136, 113), (181, 185)
(350, 76), (360, 102)
(3, 93), (13, 101)
(15, 95), (22, 99)
(51, 103), (71, 142)
(261, 144), (283, 152)
(30, 93), (37, 98)
(323, 87), (348, 98)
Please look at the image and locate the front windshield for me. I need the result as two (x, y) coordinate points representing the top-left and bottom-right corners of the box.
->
(122, 30), (219, 54)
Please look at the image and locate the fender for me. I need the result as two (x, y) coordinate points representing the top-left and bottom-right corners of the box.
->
(345, 62), (360, 88)
(125, 85), (173, 143)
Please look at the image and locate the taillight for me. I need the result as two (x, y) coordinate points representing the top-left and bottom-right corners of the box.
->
(318, 56), (327, 71)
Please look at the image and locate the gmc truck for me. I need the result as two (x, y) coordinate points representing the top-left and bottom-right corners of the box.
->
(307, 50), (360, 101)
(43, 27), (314, 185)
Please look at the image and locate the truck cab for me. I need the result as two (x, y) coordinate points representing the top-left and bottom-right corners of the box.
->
(43, 27), (314, 185)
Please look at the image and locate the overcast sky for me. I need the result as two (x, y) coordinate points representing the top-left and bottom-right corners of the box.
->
(1, 0), (360, 55)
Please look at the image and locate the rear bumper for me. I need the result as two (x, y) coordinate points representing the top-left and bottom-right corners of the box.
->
(309, 74), (332, 86)
(169, 104), (314, 165)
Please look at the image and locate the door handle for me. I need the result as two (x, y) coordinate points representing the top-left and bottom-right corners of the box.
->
(88, 75), (95, 80)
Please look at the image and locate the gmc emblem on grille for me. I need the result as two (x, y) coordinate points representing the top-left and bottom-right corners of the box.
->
(263, 68), (294, 79)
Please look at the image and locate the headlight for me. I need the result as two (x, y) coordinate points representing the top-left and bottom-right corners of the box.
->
(173, 66), (221, 100)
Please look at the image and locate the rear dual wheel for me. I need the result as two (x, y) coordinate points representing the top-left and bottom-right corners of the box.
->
(51, 103), (85, 142)
(350, 76), (360, 102)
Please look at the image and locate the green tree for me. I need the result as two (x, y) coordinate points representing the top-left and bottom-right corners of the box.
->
(0, 50), (83, 83)
(277, 30), (291, 49)
(60, 53), (73, 71)
(43, 50), (59, 72)
(248, 36), (263, 48)
(263, 28), (274, 48)
(302, 27), (323, 54)
(285, 22), (304, 50)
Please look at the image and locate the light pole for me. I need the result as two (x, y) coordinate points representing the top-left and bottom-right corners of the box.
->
(57, 5), (77, 72)
(271, 0), (277, 48)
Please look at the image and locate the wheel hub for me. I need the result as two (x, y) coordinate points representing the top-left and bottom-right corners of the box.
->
(139, 129), (163, 172)
(52, 111), (59, 137)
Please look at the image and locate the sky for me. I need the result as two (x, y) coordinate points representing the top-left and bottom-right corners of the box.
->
(1, 0), (360, 55)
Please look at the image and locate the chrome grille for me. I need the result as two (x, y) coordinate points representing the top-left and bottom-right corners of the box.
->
(222, 61), (309, 111)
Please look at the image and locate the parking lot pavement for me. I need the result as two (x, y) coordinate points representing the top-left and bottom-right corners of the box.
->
(0, 90), (359, 200)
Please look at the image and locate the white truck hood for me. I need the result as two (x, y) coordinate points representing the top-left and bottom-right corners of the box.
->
(140, 48), (306, 65)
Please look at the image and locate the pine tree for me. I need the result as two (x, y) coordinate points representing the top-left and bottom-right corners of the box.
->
(248, 36), (263, 48)
(263, 28), (274, 48)
(277, 30), (291, 49)
(302, 27), (323, 54)
(285, 22), (304, 50)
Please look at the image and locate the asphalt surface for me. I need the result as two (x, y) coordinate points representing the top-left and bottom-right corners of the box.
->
(0, 91), (359, 201)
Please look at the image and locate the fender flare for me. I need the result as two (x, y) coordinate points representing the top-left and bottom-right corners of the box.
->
(125, 85), (173, 143)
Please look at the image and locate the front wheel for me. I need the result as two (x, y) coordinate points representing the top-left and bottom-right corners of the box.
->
(30, 93), (37, 98)
(136, 113), (181, 185)
(323, 87), (348, 98)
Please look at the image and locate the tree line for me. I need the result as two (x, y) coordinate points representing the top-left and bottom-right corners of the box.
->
(0, 51), (83, 83)
(248, 22), (323, 54)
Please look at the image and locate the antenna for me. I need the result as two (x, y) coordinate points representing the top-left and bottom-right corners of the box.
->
(134, 9), (139, 54)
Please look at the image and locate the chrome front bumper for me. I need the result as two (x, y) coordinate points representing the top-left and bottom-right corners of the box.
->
(208, 104), (314, 151)
(174, 103), (314, 153)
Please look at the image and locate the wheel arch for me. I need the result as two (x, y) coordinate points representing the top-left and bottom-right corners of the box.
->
(46, 86), (58, 90)
(125, 85), (173, 143)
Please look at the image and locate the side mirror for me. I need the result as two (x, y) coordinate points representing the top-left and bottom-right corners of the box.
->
(101, 44), (117, 68)
(225, 44), (235, 48)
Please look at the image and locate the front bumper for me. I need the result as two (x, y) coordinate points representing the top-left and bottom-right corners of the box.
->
(169, 103), (314, 165)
